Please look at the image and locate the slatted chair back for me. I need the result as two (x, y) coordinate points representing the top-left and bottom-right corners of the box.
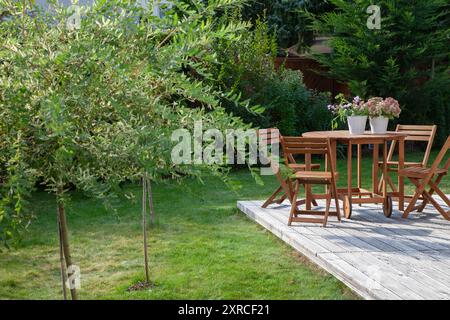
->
(258, 128), (281, 173)
(282, 137), (335, 174)
(258, 129), (295, 208)
(258, 128), (280, 146)
(387, 125), (437, 166)
(282, 136), (329, 157)
(428, 135), (450, 174)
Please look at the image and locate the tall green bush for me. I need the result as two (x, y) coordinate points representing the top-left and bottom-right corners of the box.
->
(253, 68), (331, 136)
(311, 0), (450, 144)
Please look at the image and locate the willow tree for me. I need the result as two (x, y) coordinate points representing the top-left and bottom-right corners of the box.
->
(0, 0), (254, 299)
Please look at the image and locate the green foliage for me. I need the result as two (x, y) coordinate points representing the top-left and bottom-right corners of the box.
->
(0, 0), (252, 246)
(212, 16), (276, 126)
(242, 0), (335, 51)
(0, 131), (36, 247)
(311, 0), (450, 144)
(253, 68), (331, 136)
(213, 18), (332, 136)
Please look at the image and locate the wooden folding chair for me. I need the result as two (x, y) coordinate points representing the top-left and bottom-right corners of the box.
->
(259, 129), (320, 208)
(378, 125), (437, 193)
(259, 129), (292, 208)
(399, 135), (450, 220)
(282, 137), (341, 227)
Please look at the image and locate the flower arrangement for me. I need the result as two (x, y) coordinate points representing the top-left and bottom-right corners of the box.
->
(365, 97), (401, 119)
(328, 95), (401, 134)
(328, 94), (368, 129)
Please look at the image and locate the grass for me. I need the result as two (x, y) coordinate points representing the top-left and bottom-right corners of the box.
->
(0, 151), (447, 300)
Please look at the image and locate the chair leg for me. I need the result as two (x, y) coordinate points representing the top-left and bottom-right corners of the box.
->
(323, 189), (331, 227)
(276, 194), (287, 204)
(302, 184), (318, 207)
(421, 188), (450, 220)
(417, 174), (445, 212)
(377, 172), (383, 194)
(402, 178), (424, 219)
(428, 180), (450, 207)
(288, 181), (300, 226)
(332, 182), (341, 222)
(417, 199), (429, 212)
(262, 186), (283, 208)
(378, 171), (397, 194)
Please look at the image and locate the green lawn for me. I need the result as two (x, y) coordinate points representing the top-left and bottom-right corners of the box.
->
(0, 151), (447, 300)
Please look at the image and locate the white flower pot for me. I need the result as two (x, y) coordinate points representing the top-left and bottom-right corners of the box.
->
(369, 116), (389, 134)
(347, 116), (367, 135)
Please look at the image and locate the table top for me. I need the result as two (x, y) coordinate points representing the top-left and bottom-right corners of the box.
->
(303, 130), (408, 142)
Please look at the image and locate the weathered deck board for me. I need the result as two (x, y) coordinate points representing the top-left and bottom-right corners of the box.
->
(237, 197), (450, 300)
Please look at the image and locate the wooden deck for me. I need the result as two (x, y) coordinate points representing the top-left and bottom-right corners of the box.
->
(237, 198), (450, 300)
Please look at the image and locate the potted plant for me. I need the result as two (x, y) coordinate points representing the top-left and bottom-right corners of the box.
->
(366, 97), (401, 133)
(328, 95), (368, 134)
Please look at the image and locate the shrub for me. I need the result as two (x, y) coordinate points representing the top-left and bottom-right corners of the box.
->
(255, 68), (331, 136)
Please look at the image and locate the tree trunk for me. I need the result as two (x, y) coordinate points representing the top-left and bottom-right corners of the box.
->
(57, 198), (78, 300)
(57, 210), (68, 300)
(147, 179), (156, 225)
(142, 177), (150, 284)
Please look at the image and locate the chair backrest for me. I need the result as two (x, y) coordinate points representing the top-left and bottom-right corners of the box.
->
(258, 128), (281, 175)
(388, 125), (437, 166)
(429, 135), (450, 173)
(281, 137), (335, 175)
(258, 128), (280, 145)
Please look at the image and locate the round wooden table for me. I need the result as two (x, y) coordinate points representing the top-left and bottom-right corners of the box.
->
(302, 130), (408, 218)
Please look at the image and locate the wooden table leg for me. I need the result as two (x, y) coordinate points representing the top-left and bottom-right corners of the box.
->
(382, 142), (388, 199)
(325, 139), (337, 194)
(305, 153), (312, 210)
(398, 138), (405, 211)
(357, 144), (362, 206)
(325, 153), (329, 195)
(330, 140), (337, 173)
(372, 144), (379, 195)
(347, 142), (353, 200)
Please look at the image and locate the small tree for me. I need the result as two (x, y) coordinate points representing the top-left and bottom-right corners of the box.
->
(0, 0), (252, 299)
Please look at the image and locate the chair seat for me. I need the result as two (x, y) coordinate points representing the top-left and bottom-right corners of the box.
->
(288, 163), (320, 171)
(398, 167), (448, 178)
(293, 171), (338, 180)
(378, 161), (423, 167)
